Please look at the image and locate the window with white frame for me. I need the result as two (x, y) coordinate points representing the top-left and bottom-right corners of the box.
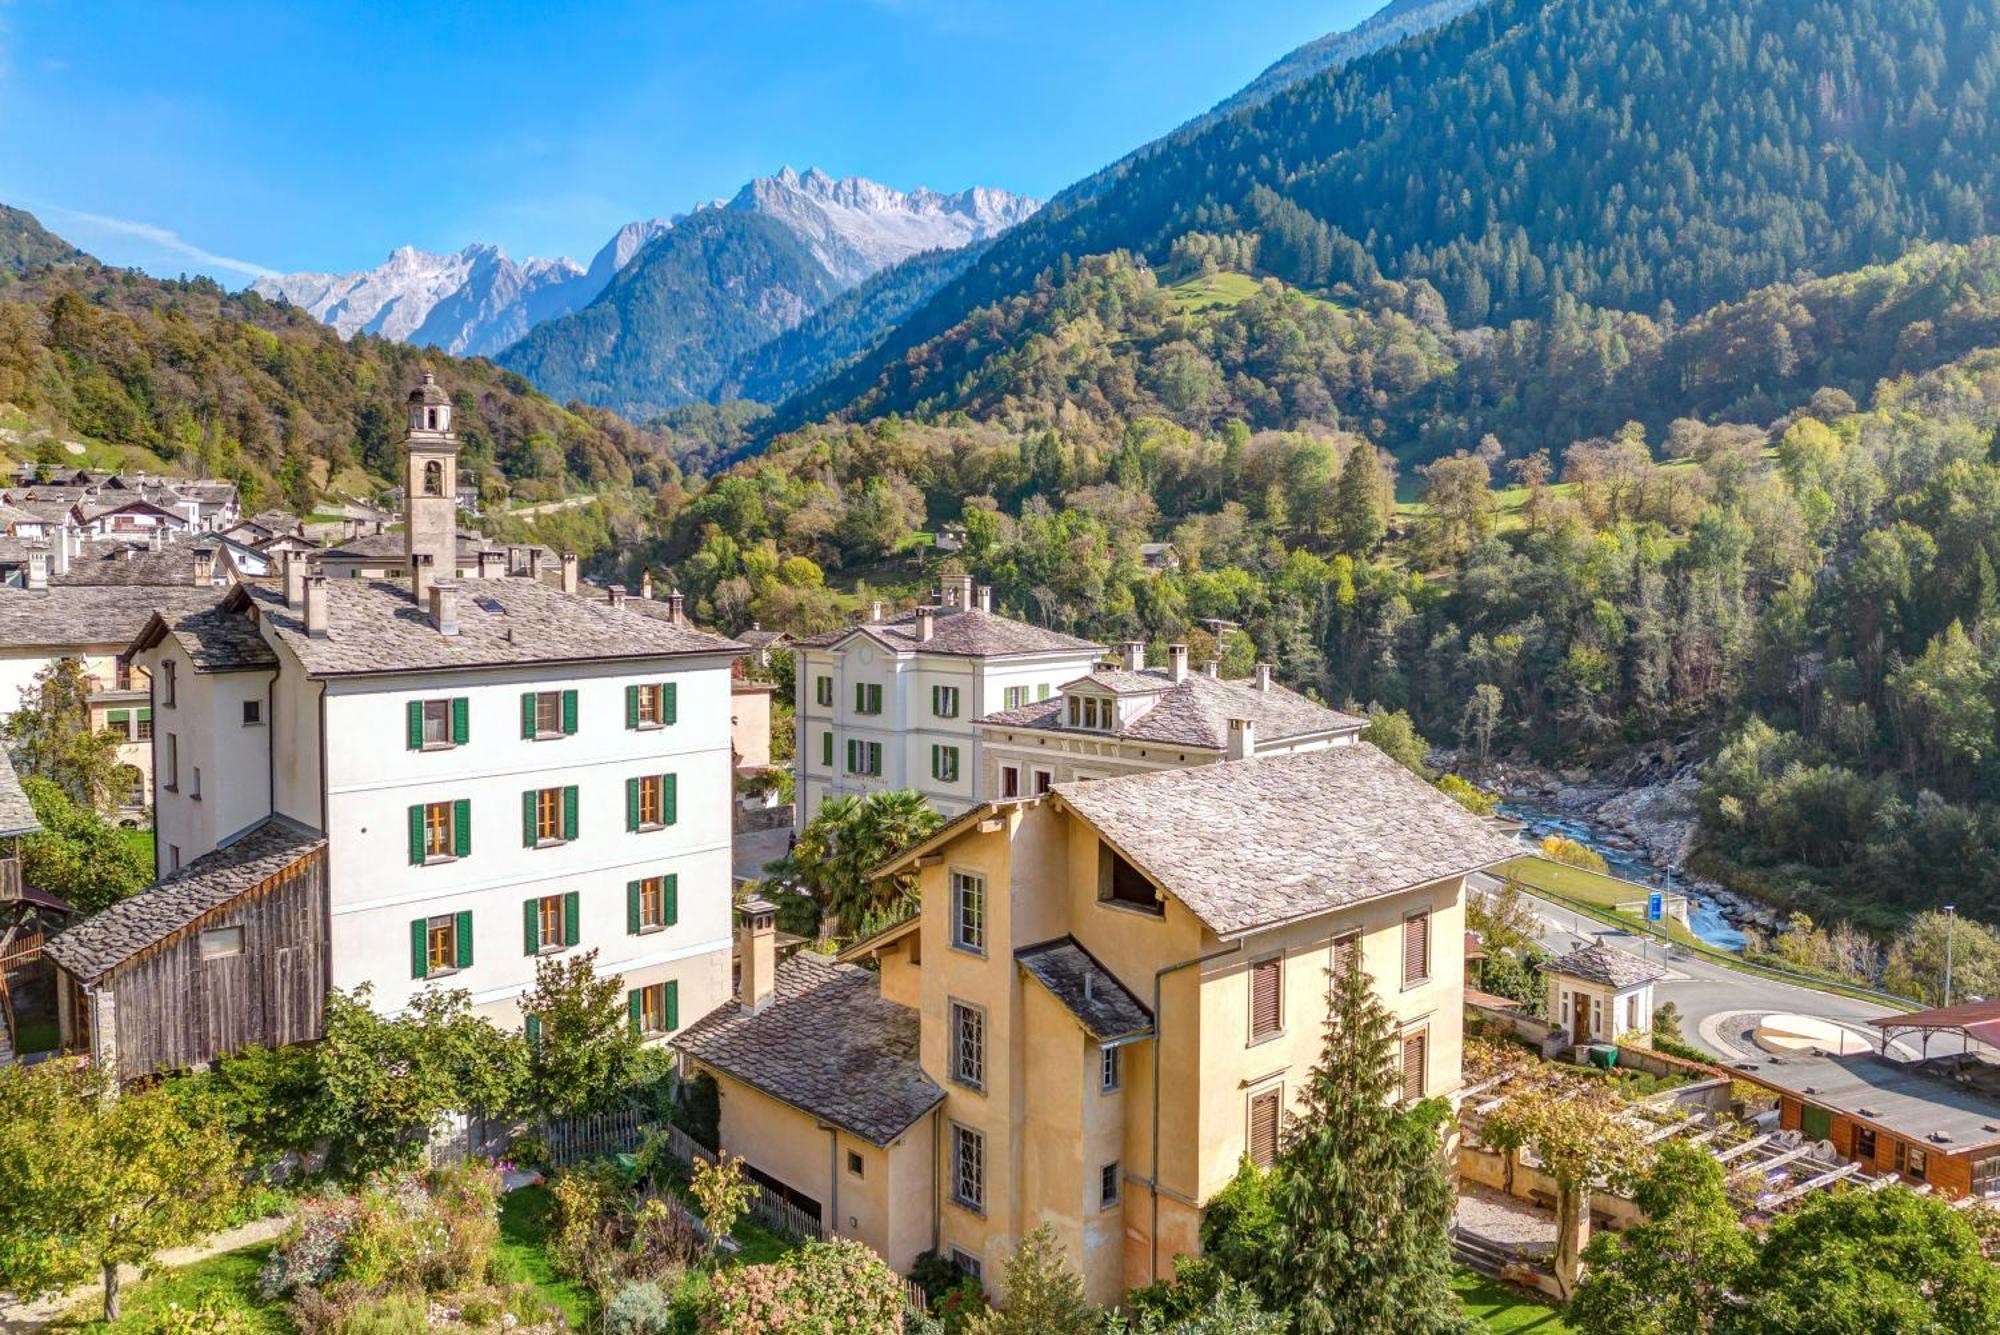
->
(950, 870), (985, 953)
(950, 1122), (985, 1212)
(932, 684), (959, 718)
(1099, 1161), (1121, 1209)
(1101, 1044), (1121, 1093)
(950, 1000), (985, 1090)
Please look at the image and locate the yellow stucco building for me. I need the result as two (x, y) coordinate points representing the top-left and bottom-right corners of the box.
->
(674, 746), (1516, 1298)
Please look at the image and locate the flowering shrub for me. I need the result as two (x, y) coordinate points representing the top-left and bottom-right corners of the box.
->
(699, 1239), (904, 1334)
(260, 1197), (360, 1298)
(260, 1161), (504, 1302)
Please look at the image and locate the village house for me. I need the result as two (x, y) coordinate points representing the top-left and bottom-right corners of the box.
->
(42, 374), (746, 1080)
(1540, 942), (1666, 1045)
(674, 746), (1517, 1295)
(790, 577), (1103, 823)
(977, 644), (1365, 795)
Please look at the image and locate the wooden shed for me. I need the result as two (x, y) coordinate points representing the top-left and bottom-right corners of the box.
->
(45, 816), (328, 1081)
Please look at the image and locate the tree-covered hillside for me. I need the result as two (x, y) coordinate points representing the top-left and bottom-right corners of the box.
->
(0, 206), (85, 277)
(0, 220), (680, 509)
(781, 0), (2000, 434)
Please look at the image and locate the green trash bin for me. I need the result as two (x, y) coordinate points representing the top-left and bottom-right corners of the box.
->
(1586, 1044), (1619, 1071)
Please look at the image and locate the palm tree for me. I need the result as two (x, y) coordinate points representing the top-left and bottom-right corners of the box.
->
(784, 789), (943, 940)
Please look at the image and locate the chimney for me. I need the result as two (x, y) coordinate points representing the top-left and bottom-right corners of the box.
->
(192, 549), (215, 585)
(148, 528), (163, 553)
(667, 589), (687, 627)
(739, 895), (779, 1015)
(55, 526), (72, 576)
(411, 550), (435, 605)
(508, 544), (527, 575)
(916, 605), (937, 643)
(25, 548), (48, 590)
(1227, 717), (1256, 761)
(1255, 662), (1274, 692)
(868, 600), (884, 623)
(560, 551), (579, 595)
(1122, 640), (1145, 671)
(285, 551), (307, 610)
(430, 580), (460, 635)
(607, 583), (627, 608)
(1205, 657), (1221, 679)
(527, 548), (544, 580)
(303, 574), (330, 638)
(946, 573), (974, 608)
(640, 569), (654, 601)
(976, 584), (992, 613)
(1168, 643), (1189, 683)
(478, 549), (504, 580)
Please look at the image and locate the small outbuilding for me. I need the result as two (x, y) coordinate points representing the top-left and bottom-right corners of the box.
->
(1540, 941), (1665, 1045)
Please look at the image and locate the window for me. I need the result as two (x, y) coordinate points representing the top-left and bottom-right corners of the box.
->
(162, 659), (176, 706)
(1066, 696), (1108, 730)
(1037, 683), (1051, 700)
(522, 689), (578, 740)
(950, 1000), (985, 1090)
(526, 892), (577, 954)
(932, 744), (960, 783)
(163, 733), (178, 791)
(1332, 931), (1360, 983)
(1853, 1125), (1878, 1162)
(198, 926), (243, 959)
(115, 656), (134, 691)
(1402, 910), (1432, 987)
(847, 1150), (865, 1178)
(629, 875), (677, 932)
(1099, 845), (1161, 914)
(1626, 995), (1640, 1033)
(1034, 768), (1053, 794)
(631, 981), (679, 1037)
(1001, 765), (1021, 798)
(932, 685), (960, 718)
(1401, 1028), (1428, 1102)
(1903, 1143), (1929, 1181)
(950, 1123), (985, 1212)
(845, 739), (882, 776)
(820, 731), (833, 768)
(1248, 1088), (1282, 1168)
(410, 799), (471, 864)
(242, 699), (262, 726)
(412, 697), (467, 749)
(169, 844), (181, 872)
(1099, 1161), (1121, 1209)
(1101, 1045), (1121, 1093)
(1003, 685), (1028, 709)
(951, 871), (985, 953)
(1250, 957), (1282, 1041)
(627, 774), (676, 830)
(1973, 1153), (2000, 1198)
(525, 785), (578, 845)
(135, 707), (152, 741)
(105, 708), (131, 739)
(815, 675), (833, 708)
(191, 766), (202, 800)
(854, 682), (882, 714)
(627, 682), (676, 729)
(414, 911), (471, 978)
(948, 1249), (982, 1283)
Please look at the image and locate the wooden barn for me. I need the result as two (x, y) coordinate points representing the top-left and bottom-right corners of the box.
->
(45, 816), (328, 1080)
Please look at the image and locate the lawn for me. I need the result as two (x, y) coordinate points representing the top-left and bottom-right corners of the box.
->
(1454, 1269), (1577, 1333)
(492, 1185), (596, 1329)
(1165, 270), (1267, 313)
(117, 828), (155, 870)
(51, 1243), (289, 1335)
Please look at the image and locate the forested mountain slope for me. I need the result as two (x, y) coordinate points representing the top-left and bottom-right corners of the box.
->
(779, 0), (2000, 435)
(0, 214), (680, 508)
(0, 206), (85, 277)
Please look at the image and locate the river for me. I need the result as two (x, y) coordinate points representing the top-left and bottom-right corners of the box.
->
(1498, 802), (1749, 953)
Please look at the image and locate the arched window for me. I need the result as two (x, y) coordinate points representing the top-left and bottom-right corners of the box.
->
(423, 460), (443, 496)
(425, 408), (438, 430)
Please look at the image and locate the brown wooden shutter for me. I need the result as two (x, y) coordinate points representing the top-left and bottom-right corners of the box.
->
(1333, 932), (1360, 981)
(1249, 1089), (1280, 1167)
(1250, 958), (1281, 1038)
(1402, 1030), (1428, 1102)
(1403, 911), (1430, 985)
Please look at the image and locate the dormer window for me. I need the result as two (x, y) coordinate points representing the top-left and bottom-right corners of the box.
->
(1067, 695), (1108, 730)
(1098, 843), (1162, 915)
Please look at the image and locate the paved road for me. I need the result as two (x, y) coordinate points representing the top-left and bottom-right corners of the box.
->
(1510, 888), (1900, 1062)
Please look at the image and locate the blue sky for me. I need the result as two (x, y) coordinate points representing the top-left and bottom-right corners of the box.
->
(0, 0), (1372, 284)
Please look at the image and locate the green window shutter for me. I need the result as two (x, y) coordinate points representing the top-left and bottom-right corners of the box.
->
(408, 805), (425, 865)
(521, 692), (536, 739)
(821, 732), (832, 766)
(411, 918), (428, 978)
(846, 739), (857, 772)
(455, 909), (473, 968)
(869, 742), (881, 775)
(855, 682), (865, 712)
(525, 1014), (540, 1048)
(930, 745), (939, 780)
(665, 980), (679, 1033)
(662, 773), (677, 826)
(451, 697), (469, 745)
(626, 777), (640, 831)
(563, 891), (580, 946)
(562, 689), (578, 735)
(627, 881), (641, 934)
(522, 791), (537, 847)
(524, 899), (539, 955)
(407, 700), (424, 750)
(625, 684), (639, 729)
(628, 989), (643, 1034)
(930, 685), (938, 715)
(662, 682), (677, 725)
(137, 707), (151, 722)
(562, 786), (578, 841)
(665, 873), (678, 927)
(453, 799), (471, 858)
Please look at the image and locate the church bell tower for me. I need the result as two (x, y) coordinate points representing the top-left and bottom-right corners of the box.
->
(402, 370), (458, 603)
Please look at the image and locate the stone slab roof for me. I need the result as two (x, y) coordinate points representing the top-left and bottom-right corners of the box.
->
(1053, 746), (1522, 937)
(1017, 937), (1152, 1042)
(1540, 942), (1667, 990)
(673, 952), (943, 1146)
(51, 538), (218, 587)
(134, 599), (280, 672)
(0, 586), (221, 648)
(236, 577), (742, 677)
(317, 531), (498, 562)
(981, 667), (1365, 750)
(0, 747), (41, 838)
(795, 605), (1101, 659)
(46, 817), (325, 983)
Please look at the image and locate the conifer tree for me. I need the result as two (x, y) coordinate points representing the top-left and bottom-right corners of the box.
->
(1269, 961), (1471, 1334)
(1335, 441), (1388, 556)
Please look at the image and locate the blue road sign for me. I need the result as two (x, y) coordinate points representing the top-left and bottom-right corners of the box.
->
(1647, 891), (1664, 922)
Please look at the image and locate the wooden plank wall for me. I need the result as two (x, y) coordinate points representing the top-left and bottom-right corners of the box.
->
(110, 849), (328, 1078)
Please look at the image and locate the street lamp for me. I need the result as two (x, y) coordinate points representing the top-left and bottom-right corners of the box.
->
(1944, 904), (1957, 1009)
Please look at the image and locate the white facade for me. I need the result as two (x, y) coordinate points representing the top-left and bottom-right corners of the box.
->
(1546, 969), (1658, 1045)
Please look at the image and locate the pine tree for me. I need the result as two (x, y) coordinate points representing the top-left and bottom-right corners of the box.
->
(1269, 960), (1471, 1334)
(1335, 442), (1388, 556)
